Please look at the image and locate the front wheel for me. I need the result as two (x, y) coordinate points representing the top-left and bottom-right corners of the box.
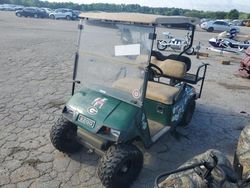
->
(50, 115), (81, 153)
(98, 144), (143, 188)
(157, 40), (168, 51)
(207, 27), (214, 32)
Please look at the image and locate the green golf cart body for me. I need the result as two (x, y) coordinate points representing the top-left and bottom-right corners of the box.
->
(50, 13), (208, 188)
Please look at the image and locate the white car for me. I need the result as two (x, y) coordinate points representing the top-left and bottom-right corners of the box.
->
(0, 4), (18, 11)
(201, 20), (240, 32)
(49, 8), (77, 20)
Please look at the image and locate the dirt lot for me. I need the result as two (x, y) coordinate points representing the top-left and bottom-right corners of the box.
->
(0, 11), (250, 188)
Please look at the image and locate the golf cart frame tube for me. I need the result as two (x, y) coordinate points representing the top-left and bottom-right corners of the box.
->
(141, 26), (156, 106)
(197, 63), (208, 98)
(72, 20), (83, 96)
(180, 24), (195, 56)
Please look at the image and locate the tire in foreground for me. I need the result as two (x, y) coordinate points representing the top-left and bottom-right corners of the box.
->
(98, 144), (143, 188)
(50, 115), (81, 153)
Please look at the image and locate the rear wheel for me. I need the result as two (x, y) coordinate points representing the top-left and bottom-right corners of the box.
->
(207, 27), (214, 32)
(157, 40), (167, 51)
(66, 15), (71, 20)
(178, 99), (196, 127)
(98, 144), (143, 188)
(16, 12), (21, 17)
(50, 14), (55, 19)
(184, 46), (195, 55)
(50, 115), (81, 153)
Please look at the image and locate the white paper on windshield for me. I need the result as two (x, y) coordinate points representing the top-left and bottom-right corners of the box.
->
(115, 44), (140, 56)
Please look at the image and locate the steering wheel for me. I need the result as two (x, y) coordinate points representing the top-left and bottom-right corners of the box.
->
(149, 64), (163, 78)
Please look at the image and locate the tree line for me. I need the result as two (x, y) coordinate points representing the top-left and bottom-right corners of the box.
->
(2, 0), (250, 19)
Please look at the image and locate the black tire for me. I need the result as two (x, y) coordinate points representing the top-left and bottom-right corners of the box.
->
(98, 144), (143, 188)
(184, 46), (195, 55)
(207, 27), (214, 32)
(178, 99), (196, 127)
(16, 12), (21, 17)
(50, 14), (55, 19)
(66, 15), (71, 20)
(157, 40), (167, 51)
(50, 115), (81, 153)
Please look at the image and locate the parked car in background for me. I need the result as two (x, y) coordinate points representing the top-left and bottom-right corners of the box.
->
(40, 7), (53, 18)
(15, 7), (47, 18)
(230, 19), (244, 26)
(72, 10), (81, 19)
(14, 6), (24, 11)
(49, 8), (78, 20)
(0, 4), (22, 11)
(201, 20), (240, 32)
(200, 18), (211, 24)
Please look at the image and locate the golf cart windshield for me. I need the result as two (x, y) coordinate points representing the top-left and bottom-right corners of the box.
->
(75, 21), (155, 107)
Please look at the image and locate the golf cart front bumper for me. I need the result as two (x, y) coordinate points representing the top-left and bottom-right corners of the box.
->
(77, 127), (111, 155)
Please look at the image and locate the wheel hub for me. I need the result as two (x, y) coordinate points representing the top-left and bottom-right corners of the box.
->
(121, 164), (129, 173)
(118, 160), (131, 175)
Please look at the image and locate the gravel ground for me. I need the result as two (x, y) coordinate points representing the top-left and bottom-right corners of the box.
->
(0, 11), (250, 188)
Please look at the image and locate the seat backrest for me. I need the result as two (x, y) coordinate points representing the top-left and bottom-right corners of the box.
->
(136, 55), (187, 79)
(153, 59), (187, 79)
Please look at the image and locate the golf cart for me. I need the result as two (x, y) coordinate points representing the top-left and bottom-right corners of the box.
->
(50, 13), (208, 188)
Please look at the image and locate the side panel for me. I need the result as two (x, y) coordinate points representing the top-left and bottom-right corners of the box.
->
(144, 98), (172, 126)
(171, 85), (196, 126)
(144, 84), (196, 127)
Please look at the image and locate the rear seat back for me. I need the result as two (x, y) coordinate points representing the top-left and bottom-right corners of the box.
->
(136, 55), (187, 79)
(153, 59), (187, 79)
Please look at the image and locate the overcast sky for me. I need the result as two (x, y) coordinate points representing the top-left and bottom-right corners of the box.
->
(46, 0), (250, 12)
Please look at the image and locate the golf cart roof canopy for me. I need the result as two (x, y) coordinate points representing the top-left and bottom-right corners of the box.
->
(79, 12), (199, 25)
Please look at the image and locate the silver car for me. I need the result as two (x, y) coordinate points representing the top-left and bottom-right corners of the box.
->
(201, 20), (240, 32)
(49, 8), (77, 20)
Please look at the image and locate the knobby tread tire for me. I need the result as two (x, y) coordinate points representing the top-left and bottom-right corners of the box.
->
(50, 115), (81, 153)
(97, 144), (143, 188)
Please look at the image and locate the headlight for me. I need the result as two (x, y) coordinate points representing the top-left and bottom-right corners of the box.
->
(63, 106), (77, 118)
(110, 129), (120, 138)
(98, 126), (120, 139)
